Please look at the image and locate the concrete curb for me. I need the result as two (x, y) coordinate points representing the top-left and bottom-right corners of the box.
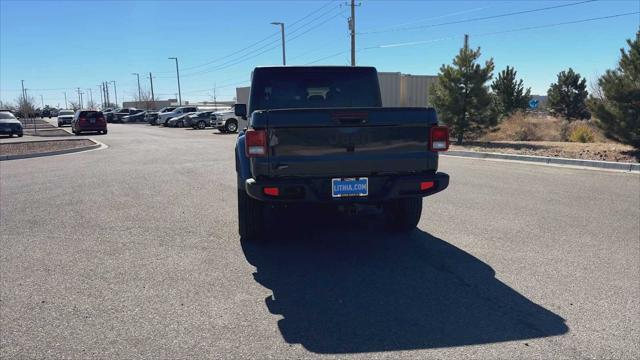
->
(0, 139), (103, 161)
(443, 150), (640, 172)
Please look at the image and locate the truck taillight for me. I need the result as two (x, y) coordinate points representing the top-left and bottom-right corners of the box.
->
(245, 129), (267, 157)
(430, 126), (449, 151)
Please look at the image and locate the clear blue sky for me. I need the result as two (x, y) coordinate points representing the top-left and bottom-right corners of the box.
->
(1, 0), (638, 107)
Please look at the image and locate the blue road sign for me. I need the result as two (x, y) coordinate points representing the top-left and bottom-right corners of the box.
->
(529, 99), (539, 109)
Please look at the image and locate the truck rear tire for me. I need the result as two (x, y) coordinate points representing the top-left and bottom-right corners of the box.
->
(383, 197), (423, 231)
(238, 188), (265, 242)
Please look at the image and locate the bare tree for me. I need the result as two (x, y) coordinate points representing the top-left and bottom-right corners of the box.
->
(0, 100), (16, 112)
(133, 89), (155, 110)
(86, 99), (97, 110)
(68, 100), (81, 111)
(15, 94), (37, 119)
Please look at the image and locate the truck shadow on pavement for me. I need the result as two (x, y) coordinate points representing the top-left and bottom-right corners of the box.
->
(241, 206), (568, 354)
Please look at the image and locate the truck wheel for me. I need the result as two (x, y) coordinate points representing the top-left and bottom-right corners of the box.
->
(238, 188), (265, 242)
(225, 119), (238, 133)
(383, 197), (423, 231)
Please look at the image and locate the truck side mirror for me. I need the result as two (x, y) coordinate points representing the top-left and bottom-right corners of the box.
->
(234, 104), (247, 119)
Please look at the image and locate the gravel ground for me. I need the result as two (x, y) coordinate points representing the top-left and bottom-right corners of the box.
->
(451, 141), (639, 163)
(0, 139), (95, 156)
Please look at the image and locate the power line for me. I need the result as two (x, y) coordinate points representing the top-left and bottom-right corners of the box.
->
(359, 5), (493, 33)
(306, 11), (639, 63)
(174, 6), (346, 78)
(358, 0), (598, 34)
(157, 0), (338, 75)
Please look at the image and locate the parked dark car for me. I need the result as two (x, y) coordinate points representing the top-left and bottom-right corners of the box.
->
(104, 108), (117, 123)
(146, 107), (176, 125)
(0, 110), (23, 137)
(186, 111), (214, 129)
(235, 66), (450, 241)
(71, 110), (107, 135)
(122, 110), (146, 123)
(57, 109), (75, 127)
(167, 112), (195, 127)
(113, 108), (140, 123)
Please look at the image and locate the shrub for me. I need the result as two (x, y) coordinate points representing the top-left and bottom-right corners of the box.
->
(482, 111), (562, 142)
(569, 123), (595, 143)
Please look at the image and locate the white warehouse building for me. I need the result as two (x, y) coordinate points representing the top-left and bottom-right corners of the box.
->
(235, 72), (437, 108)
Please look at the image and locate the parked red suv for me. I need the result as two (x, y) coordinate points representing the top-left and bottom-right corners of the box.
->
(71, 110), (107, 135)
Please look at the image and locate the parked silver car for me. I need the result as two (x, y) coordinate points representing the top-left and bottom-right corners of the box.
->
(57, 109), (75, 127)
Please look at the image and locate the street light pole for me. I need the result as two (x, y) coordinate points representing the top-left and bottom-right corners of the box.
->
(168, 57), (182, 105)
(63, 92), (68, 109)
(132, 73), (141, 104)
(271, 22), (286, 65)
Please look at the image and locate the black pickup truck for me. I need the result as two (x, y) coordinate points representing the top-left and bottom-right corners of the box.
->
(235, 66), (450, 241)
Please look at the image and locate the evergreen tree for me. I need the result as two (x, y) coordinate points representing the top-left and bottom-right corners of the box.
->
(547, 68), (589, 119)
(588, 32), (640, 148)
(491, 66), (532, 116)
(430, 38), (497, 144)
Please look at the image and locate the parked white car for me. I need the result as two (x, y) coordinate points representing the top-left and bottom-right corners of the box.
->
(157, 106), (198, 126)
(212, 109), (239, 133)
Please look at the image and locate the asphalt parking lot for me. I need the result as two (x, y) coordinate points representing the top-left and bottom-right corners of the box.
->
(1, 123), (639, 359)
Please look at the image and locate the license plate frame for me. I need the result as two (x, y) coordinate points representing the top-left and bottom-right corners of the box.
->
(331, 177), (368, 198)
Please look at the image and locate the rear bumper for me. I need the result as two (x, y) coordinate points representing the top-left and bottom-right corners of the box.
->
(77, 125), (107, 132)
(0, 128), (22, 135)
(245, 172), (449, 203)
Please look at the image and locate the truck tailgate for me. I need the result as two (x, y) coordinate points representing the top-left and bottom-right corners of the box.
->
(251, 107), (440, 178)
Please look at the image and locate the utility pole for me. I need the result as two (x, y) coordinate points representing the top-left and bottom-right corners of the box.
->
(132, 73), (141, 103)
(20, 80), (26, 110)
(87, 88), (93, 108)
(148, 72), (155, 106)
(98, 85), (104, 108)
(213, 83), (217, 108)
(110, 81), (118, 107)
(168, 57), (182, 105)
(101, 82), (105, 107)
(64, 92), (68, 109)
(271, 22), (286, 65)
(40, 94), (44, 108)
(77, 88), (82, 109)
(105, 82), (110, 107)
(464, 33), (469, 49)
(349, 0), (357, 66)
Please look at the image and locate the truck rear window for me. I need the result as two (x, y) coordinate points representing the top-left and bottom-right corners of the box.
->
(250, 68), (381, 111)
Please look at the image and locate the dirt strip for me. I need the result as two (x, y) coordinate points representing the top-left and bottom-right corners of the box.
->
(0, 139), (95, 157)
(451, 141), (639, 163)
